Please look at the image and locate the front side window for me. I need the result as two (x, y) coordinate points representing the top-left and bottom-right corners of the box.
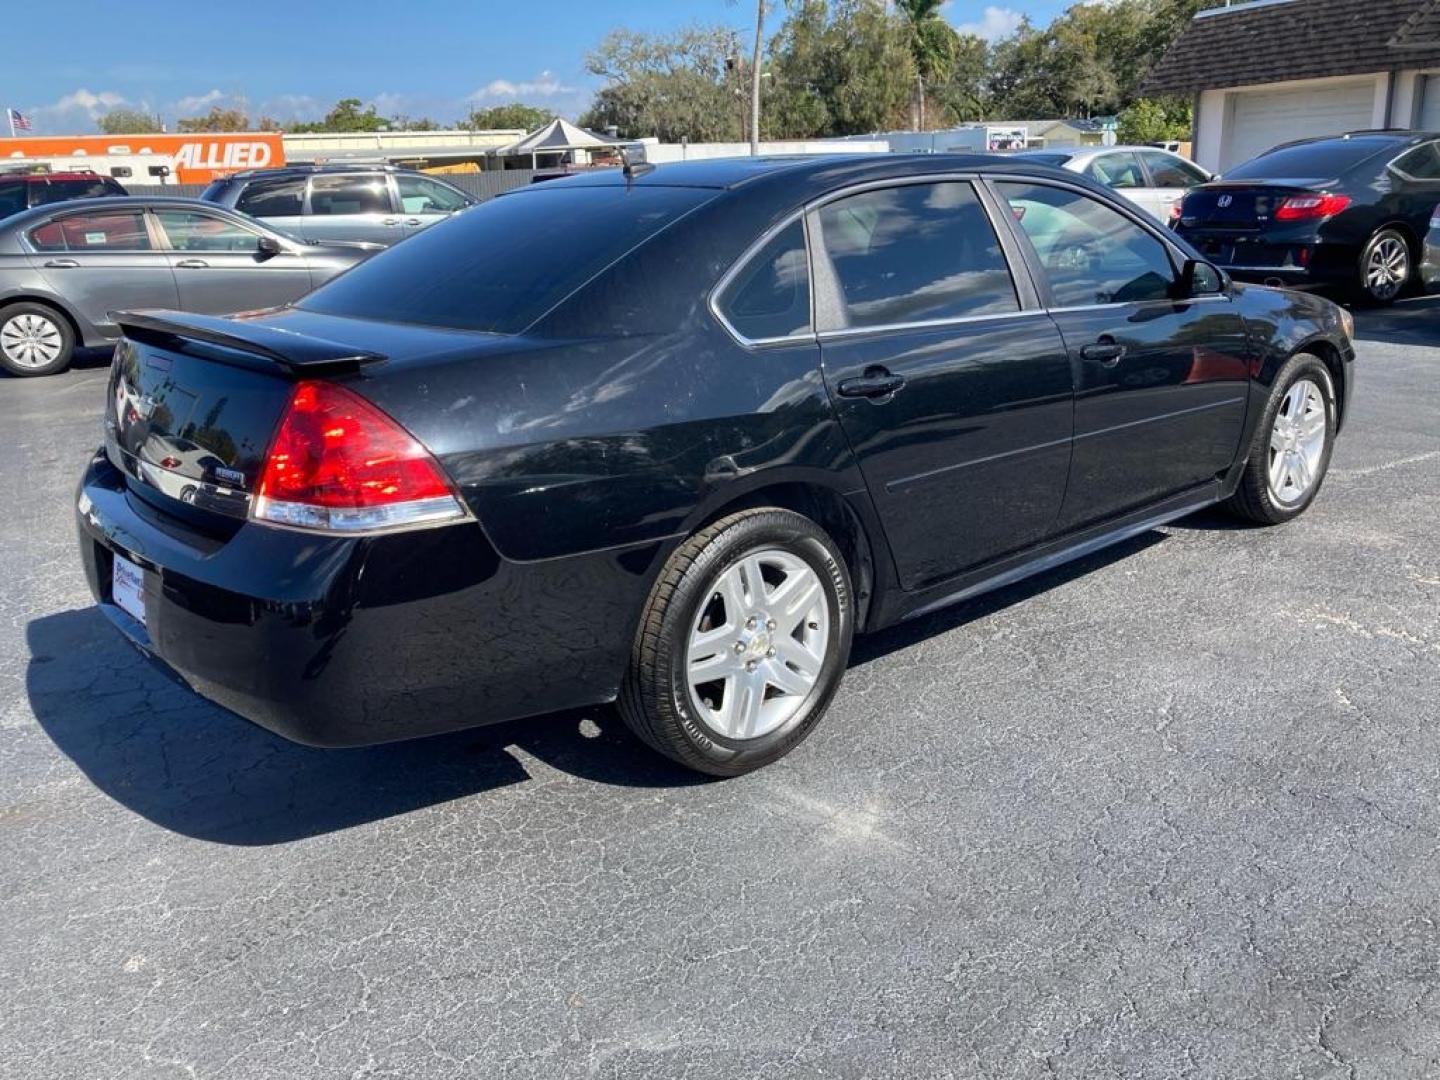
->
(814, 181), (1019, 329)
(997, 182), (1175, 307)
(1140, 151), (1207, 187)
(31, 210), (151, 252)
(155, 210), (261, 252)
(0, 181), (25, 218)
(1084, 153), (1146, 190)
(396, 174), (470, 214)
(716, 220), (811, 340)
(236, 176), (305, 217)
(307, 175), (392, 216)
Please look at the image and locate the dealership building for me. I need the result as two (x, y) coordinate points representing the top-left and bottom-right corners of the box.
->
(1146, 0), (1440, 171)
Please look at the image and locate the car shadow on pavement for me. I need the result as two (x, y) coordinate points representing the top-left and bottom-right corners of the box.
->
(26, 608), (704, 846)
(1352, 294), (1440, 346)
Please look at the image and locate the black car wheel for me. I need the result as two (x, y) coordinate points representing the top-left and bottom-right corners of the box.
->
(1357, 227), (1411, 305)
(619, 508), (853, 777)
(0, 302), (74, 377)
(1224, 352), (1336, 524)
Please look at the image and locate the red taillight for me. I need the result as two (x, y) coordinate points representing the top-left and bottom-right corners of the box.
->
(253, 380), (466, 533)
(1273, 193), (1351, 221)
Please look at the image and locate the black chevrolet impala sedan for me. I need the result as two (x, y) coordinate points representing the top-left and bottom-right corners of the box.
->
(76, 155), (1355, 776)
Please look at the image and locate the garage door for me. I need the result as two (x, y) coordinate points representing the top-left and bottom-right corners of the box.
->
(1222, 81), (1376, 170)
(1417, 74), (1440, 129)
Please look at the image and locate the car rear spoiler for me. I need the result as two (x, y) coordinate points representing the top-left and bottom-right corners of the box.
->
(114, 311), (386, 374)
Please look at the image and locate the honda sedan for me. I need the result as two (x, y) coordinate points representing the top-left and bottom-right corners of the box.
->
(75, 155), (1355, 776)
(0, 197), (377, 376)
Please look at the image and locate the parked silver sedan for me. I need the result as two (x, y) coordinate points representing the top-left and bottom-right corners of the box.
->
(0, 197), (378, 376)
(1013, 145), (1211, 225)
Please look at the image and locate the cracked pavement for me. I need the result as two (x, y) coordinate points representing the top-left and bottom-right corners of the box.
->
(3, 298), (1439, 1078)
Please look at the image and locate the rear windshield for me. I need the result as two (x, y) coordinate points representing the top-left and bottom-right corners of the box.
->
(299, 184), (714, 334)
(1018, 152), (1072, 167)
(1224, 138), (1401, 180)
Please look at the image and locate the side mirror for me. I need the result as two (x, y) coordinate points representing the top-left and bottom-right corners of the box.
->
(257, 236), (284, 258)
(1176, 257), (1225, 298)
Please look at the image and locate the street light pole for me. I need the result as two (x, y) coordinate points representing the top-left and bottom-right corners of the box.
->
(749, 0), (764, 156)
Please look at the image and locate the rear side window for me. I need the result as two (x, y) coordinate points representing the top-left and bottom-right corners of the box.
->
(307, 175), (391, 216)
(36, 178), (121, 204)
(716, 220), (811, 341)
(1225, 138), (1399, 179)
(1140, 151), (1207, 187)
(1392, 142), (1440, 179)
(997, 182), (1174, 306)
(0, 181), (24, 218)
(31, 210), (151, 251)
(236, 176), (305, 217)
(1085, 153), (1146, 189)
(300, 184), (714, 334)
(813, 181), (1018, 329)
(396, 174), (470, 213)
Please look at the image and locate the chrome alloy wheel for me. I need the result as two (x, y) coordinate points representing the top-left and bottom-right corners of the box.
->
(1365, 235), (1409, 301)
(685, 548), (831, 740)
(1267, 378), (1327, 506)
(0, 312), (63, 369)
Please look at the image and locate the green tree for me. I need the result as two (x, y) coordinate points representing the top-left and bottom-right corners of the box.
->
(578, 26), (744, 142)
(894, 0), (958, 128)
(287, 98), (389, 133)
(1116, 97), (1192, 143)
(96, 108), (162, 134)
(176, 106), (250, 133)
(460, 103), (556, 131)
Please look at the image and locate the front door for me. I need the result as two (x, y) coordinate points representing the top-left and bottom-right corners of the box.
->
(393, 173), (471, 237)
(152, 209), (314, 315)
(813, 179), (1075, 590)
(992, 179), (1251, 532)
(25, 208), (178, 338)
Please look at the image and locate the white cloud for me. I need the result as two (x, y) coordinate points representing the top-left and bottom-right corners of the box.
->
(172, 89), (230, 115)
(950, 5), (1025, 42)
(256, 93), (324, 122)
(26, 88), (133, 132)
(469, 71), (575, 102)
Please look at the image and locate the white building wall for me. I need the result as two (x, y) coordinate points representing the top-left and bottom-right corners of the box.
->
(640, 140), (889, 163)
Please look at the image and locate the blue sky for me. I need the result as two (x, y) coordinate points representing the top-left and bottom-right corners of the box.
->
(5, 0), (1061, 134)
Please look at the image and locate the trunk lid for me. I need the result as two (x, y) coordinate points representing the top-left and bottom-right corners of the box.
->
(1179, 182), (1323, 232)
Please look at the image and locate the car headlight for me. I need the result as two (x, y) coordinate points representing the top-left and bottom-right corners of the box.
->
(1338, 306), (1354, 342)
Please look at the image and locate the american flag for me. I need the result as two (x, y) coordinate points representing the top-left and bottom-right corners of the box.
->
(8, 108), (32, 132)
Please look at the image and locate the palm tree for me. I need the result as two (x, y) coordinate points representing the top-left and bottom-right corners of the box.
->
(894, 0), (958, 129)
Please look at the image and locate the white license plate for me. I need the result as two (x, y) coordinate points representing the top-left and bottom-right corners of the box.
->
(112, 553), (147, 626)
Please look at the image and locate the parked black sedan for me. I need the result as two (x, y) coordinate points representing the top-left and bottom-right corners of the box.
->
(0, 197), (378, 376)
(75, 155), (1355, 776)
(1176, 130), (1440, 304)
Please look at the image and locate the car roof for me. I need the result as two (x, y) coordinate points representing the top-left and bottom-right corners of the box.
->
(219, 163), (419, 181)
(0, 195), (242, 229)
(1265, 130), (1435, 154)
(0, 171), (120, 183)
(519, 152), (1081, 196)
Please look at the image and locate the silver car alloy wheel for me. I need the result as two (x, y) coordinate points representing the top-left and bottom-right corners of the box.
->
(685, 547), (831, 741)
(0, 312), (63, 369)
(1365, 235), (1408, 301)
(1267, 378), (1327, 506)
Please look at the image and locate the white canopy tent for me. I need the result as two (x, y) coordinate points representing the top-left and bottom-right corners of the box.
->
(490, 119), (627, 169)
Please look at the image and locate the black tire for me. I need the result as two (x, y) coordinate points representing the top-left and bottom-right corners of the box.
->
(1224, 352), (1336, 525)
(0, 301), (75, 377)
(1353, 227), (1411, 306)
(619, 507), (854, 777)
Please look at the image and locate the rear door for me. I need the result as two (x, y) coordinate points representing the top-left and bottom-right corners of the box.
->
(992, 179), (1250, 531)
(303, 174), (404, 245)
(392, 173), (472, 237)
(25, 208), (178, 337)
(812, 177), (1075, 590)
(1385, 141), (1440, 243)
(1084, 151), (1159, 220)
(153, 208), (314, 315)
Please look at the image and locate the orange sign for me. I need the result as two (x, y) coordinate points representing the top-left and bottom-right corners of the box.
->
(0, 132), (286, 183)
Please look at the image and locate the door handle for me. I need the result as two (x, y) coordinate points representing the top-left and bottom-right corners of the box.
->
(404, 218), (421, 226)
(1080, 339), (1126, 367)
(175, 259), (209, 269)
(43, 258), (79, 268)
(837, 367), (906, 400)
(381, 218), (401, 226)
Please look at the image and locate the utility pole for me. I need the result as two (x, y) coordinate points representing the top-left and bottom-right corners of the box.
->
(749, 0), (764, 156)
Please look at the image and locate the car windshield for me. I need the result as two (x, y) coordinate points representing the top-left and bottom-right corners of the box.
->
(299, 183), (715, 334)
(1225, 138), (1402, 180)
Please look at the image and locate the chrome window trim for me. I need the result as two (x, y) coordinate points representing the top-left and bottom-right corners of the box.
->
(708, 208), (818, 349)
(20, 207), (158, 256)
(814, 306), (1046, 342)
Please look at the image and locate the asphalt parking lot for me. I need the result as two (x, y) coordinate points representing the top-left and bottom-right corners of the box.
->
(3, 301), (1438, 1079)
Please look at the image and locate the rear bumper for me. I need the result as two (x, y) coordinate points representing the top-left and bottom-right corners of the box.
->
(76, 450), (652, 747)
(1181, 233), (1356, 290)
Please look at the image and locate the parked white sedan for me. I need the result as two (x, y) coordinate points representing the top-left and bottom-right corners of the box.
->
(1013, 146), (1211, 225)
